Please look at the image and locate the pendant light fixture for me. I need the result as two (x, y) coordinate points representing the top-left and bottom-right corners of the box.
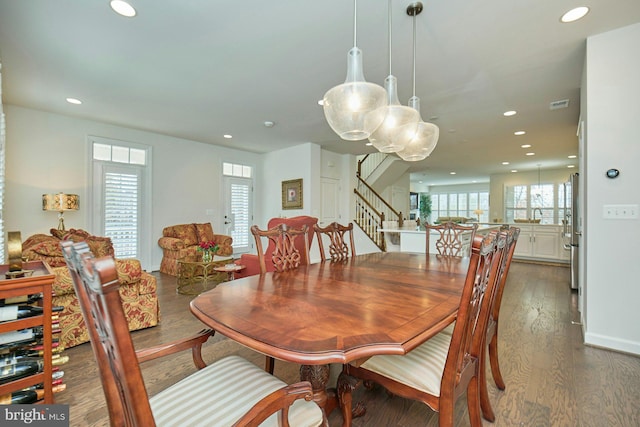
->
(397, 2), (439, 162)
(366, 0), (420, 153)
(323, 0), (387, 141)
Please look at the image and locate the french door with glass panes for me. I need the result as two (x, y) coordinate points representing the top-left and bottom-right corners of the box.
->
(223, 176), (253, 254)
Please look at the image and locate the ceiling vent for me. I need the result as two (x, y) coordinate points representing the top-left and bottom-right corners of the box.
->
(549, 99), (570, 110)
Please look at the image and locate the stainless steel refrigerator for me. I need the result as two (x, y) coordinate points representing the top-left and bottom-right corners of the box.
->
(564, 173), (580, 290)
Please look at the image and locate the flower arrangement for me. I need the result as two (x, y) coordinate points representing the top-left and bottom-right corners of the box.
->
(197, 240), (219, 262)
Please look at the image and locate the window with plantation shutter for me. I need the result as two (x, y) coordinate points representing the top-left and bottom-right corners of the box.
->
(0, 65), (5, 263)
(222, 162), (253, 254)
(90, 136), (151, 269)
(104, 171), (139, 258)
(228, 179), (251, 253)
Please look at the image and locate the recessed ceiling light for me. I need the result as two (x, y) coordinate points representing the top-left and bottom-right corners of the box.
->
(521, 144), (532, 148)
(503, 110), (517, 117)
(561, 6), (589, 23)
(365, 142), (373, 146)
(526, 152), (535, 156)
(110, 0), (136, 17)
(264, 121), (275, 128)
(511, 170), (518, 173)
(223, 134), (232, 139)
(568, 165), (576, 168)
(450, 172), (456, 175)
(317, 100), (324, 106)
(568, 154), (577, 159)
(514, 131), (526, 136)
(502, 161), (509, 165)
(66, 98), (82, 105)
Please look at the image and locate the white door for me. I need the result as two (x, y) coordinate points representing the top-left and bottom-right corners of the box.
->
(223, 176), (253, 254)
(320, 177), (340, 227)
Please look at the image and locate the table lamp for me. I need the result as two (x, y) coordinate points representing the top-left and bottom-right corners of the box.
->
(42, 193), (79, 231)
(473, 209), (484, 222)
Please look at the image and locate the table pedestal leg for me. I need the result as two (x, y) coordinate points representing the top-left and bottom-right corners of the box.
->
(299, 364), (338, 417)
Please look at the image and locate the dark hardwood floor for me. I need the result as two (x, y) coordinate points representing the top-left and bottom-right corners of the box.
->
(56, 261), (640, 426)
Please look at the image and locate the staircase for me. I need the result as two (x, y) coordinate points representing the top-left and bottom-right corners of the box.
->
(354, 153), (408, 250)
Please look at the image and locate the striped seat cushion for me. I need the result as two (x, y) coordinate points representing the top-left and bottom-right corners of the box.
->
(149, 355), (323, 427)
(440, 322), (455, 335)
(360, 331), (452, 397)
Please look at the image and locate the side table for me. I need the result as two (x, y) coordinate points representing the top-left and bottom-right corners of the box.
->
(176, 255), (233, 295)
(213, 264), (246, 281)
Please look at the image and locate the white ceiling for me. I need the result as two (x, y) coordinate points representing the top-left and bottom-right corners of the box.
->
(1, 1), (639, 186)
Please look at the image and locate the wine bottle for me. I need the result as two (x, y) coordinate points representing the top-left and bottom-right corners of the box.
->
(0, 293), (43, 307)
(0, 305), (44, 322)
(0, 359), (44, 384)
(0, 389), (45, 404)
(51, 355), (69, 366)
(1, 346), (66, 365)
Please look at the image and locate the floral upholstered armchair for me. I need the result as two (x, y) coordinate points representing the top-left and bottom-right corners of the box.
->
(157, 223), (233, 276)
(22, 229), (159, 348)
(234, 216), (318, 279)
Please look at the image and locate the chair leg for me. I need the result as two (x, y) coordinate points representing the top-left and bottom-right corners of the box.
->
(479, 347), (496, 421)
(265, 356), (275, 374)
(489, 328), (506, 390)
(466, 376), (483, 427)
(337, 371), (367, 427)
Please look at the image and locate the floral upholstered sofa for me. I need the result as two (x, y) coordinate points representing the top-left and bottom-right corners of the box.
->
(22, 229), (159, 348)
(157, 223), (233, 276)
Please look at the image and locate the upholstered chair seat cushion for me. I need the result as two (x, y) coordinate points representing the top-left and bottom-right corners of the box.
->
(359, 331), (452, 397)
(149, 355), (323, 427)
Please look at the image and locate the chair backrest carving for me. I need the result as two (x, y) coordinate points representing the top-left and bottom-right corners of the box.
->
(61, 241), (154, 426)
(314, 222), (356, 262)
(251, 224), (310, 274)
(490, 225), (520, 322)
(426, 221), (479, 256)
(446, 231), (508, 383)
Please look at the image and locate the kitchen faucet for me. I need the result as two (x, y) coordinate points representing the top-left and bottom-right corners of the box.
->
(533, 208), (543, 221)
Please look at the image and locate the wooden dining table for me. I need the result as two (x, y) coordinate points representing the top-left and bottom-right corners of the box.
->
(190, 251), (470, 418)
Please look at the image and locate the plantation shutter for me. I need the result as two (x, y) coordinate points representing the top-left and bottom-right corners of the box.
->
(229, 179), (251, 252)
(104, 170), (139, 258)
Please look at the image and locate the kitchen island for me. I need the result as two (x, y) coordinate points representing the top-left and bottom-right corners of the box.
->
(378, 224), (500, 254)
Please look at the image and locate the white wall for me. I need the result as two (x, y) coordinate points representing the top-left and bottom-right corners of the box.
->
(5, 105), (263, 271)
(582, 23), (640, 355)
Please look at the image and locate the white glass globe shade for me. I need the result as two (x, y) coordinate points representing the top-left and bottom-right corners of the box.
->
(397, 121), (440, 161)
(323, 47), (387, 141)
(367, 75), (419, 153)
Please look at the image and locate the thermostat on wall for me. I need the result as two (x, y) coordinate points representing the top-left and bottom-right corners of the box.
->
(606, 168), (620, 179)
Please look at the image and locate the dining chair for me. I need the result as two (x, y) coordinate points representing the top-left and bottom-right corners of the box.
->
(61, 241), (325, 427)
(314, 222), (356, 262)
(251, 223), (310, 374)
(425, 221), (479, 256)
(479, 225), (520, 421)
(337, 231), (508, 427)
(251, 223), (310, 274)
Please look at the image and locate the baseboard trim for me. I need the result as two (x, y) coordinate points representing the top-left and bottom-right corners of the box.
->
(584, 332), (640, 357)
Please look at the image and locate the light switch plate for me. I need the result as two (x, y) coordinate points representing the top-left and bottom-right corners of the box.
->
(603, 204), (638, 219)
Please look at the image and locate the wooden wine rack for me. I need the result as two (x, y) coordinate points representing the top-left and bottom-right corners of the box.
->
(0, 260), (55, 404)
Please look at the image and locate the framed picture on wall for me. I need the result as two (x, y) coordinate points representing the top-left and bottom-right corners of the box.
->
(282, 178), (303, 209)
(410, 192), (418, 210)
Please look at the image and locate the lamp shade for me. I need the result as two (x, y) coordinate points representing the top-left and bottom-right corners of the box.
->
(42, 193), (79, 212)
(323, 47), (387, 141)
(397, 97), (439, 161)
(367, 75), (419, 153)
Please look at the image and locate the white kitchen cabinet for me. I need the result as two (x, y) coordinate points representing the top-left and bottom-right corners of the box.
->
(512, 225), (568, 262)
